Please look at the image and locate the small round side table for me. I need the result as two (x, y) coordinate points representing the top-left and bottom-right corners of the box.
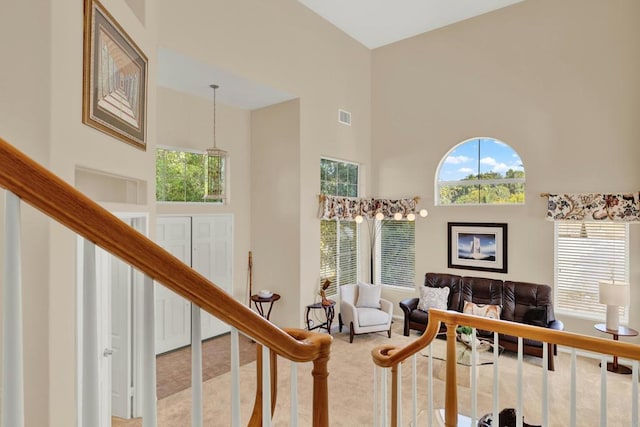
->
(251, 293), (280, 321)
(594, 323), (639, 374)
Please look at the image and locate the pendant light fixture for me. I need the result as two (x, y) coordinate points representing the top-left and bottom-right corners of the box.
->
(204, 84), (228, 201)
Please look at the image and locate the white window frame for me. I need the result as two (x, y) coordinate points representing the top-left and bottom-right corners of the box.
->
(435, 137), (525, 206)
(554, 221), (629, 322)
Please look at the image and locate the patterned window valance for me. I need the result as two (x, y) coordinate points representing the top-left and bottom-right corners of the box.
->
(318, 195), (421, 221)
(544, 192), (640, 222)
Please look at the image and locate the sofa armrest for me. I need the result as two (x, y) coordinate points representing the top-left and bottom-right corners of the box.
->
(340, 300), (358, 327)
(399, 297), (419, 315)
(379, 298), (393, 316)
(548, 319), (564, 331)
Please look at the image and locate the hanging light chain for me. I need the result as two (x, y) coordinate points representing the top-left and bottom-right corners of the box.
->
(210, 84), (219, 149)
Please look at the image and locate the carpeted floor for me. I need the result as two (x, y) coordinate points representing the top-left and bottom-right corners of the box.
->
(114, 323), (638, 426)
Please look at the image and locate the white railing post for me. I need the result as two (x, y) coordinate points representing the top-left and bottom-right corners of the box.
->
(542, 343), (549, 427)
(517, 337), (523, 427)
(230, 327), (241, 427)
(373, 365), (379, 427)
(191, 306), (203, 427)
(2, 191), (24, 427)
(290, 362), (298, 427)
(262, 345), (272, 427)
(600, 354), (607, 427)
(570, 349), (577, 427)
(81, 240), (99, 427)
(142, 275), (157, 427)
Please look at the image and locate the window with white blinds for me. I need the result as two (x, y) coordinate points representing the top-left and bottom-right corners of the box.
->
(555, 222), (629, 320)
(320, 158), (359, 297)
(379, 220), (415, 287)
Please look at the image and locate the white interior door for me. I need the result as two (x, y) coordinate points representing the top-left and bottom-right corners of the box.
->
(155, 217), (192, 354)
(110, 255), (132, 418)
(192, 215), (233, 339)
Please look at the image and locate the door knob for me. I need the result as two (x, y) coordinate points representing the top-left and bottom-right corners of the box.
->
(103, 348), (114, 357)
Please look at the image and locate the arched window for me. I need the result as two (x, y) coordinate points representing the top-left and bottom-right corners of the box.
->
(436, 137), (525, 205)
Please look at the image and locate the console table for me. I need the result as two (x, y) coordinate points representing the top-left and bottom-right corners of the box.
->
(594, 323), (638, 374)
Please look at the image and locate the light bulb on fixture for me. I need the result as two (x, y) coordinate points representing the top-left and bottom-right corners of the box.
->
(407, 213), (416, 221)
(355, 215), (363, 224)
(375, 212), (385, 221)
(393, 212), (403, 220)
(419, 209), (428, 217)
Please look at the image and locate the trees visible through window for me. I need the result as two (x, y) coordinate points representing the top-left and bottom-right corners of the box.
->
(437, 137), (525, 205)
(156, 147), (220, 203)
(320, 158), (359, 296)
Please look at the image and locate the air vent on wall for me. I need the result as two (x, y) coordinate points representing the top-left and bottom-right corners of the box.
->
(338, 109), (351, 126)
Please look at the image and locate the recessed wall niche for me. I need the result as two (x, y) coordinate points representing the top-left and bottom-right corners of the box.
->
(75, 167), (147, 205)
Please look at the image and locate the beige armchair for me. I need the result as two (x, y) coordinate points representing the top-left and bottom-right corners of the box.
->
(338, 283), (393, 343)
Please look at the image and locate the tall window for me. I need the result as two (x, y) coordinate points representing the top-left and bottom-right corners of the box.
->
(436, 137), (525, 205)
(156, 147), (220, 203)
(379, 220), (415, 287)
(320, 158), (359, 296)
(555, 222), (629, 321)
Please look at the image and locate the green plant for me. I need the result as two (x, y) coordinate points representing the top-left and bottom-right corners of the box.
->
(457, 325), (472, 335)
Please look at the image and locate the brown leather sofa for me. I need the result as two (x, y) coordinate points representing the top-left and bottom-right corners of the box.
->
(399, 273), (564, 370)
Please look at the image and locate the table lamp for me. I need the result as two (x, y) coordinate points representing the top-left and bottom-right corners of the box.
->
(598, 280), (630, 331)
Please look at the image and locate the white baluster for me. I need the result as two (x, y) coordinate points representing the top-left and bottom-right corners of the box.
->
(191, 307), (203, 427)
(382, 367), (388, 426)
(290, 362), (298, 427)
(542, 343), (548, 427)
(142, 275), (157, 427)
(493, 331), (500, 422)
(412, 354), (417, 427)
(373, 365), (379, 427)
(262, 345), (272, 427)
(82, 240), (99, 427)
(428, 343), (433, 427)
(570, 349), (577, 427)
(632, 360), (638, 427)
(517, 337), (523, 427)
(2, 192), (24, 427)
(600, 354), (607, 427)
(471, 327), (477, 423)
(397, 363), (403, 427)
(230, 327), (240, 427)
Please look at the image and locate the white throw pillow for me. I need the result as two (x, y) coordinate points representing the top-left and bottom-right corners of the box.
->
(356, 283), (382, 308)
(417, 286), (450, 312)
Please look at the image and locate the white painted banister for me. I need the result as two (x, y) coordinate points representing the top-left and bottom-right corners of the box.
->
(1, 191), (24, 427)
(81, 240), (99, 427)
(428, 343), (433, 427)
(542, 343), (548, 427)
(517, 337), (523, 427)
(632, 361), (638, 426)
(142, 275), (157, 427)
(600, 354), (607, 427)
(411, 354), (417, 427)
(492, 330), (500, 422)
(470, 328), (478, 423)
(373, 365), (379, 427)
(262, 345), (272, 427)
(290, 362), (298, 427)
(191, 307), (203, 427)
(397, 362), (403, 427)
(230, 327), (241, 427)
(570, 349), (577, 427)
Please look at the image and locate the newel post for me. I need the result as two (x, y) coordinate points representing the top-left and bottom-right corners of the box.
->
(445, 321), (458, 427)
(311, 340), (332, 427)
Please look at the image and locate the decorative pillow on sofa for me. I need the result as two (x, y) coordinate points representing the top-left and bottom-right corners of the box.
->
(463, 301), (502, 319)
(523, 306), (548, 327)
(417, 286), (450, 312)
(356, 283), (382, 308)
(463, 301), (502, 336)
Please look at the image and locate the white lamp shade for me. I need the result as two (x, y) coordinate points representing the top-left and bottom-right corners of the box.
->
(598, 280), (630, 306)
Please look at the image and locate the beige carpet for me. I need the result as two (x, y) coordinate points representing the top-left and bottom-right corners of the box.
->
(115, 324), (638, 426)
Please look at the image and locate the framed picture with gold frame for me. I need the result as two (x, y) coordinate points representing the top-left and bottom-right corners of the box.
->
(82, 0), (148, 150)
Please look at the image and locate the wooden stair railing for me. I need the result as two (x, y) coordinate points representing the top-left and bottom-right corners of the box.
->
(0, 137), (333, 426)
(372, 309), (640, 427)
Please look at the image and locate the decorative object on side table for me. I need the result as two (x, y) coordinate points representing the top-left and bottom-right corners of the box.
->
(319, 279), (334, 306)
(83, 0), (148, 150)
(598, 279), (630, 331)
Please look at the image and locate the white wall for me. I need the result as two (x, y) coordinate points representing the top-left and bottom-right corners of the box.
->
(371, 0), (640, 341)
(158, 0), (372, 327)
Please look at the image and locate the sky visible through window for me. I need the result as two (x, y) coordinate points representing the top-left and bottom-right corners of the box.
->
(440, 138), (524, 181)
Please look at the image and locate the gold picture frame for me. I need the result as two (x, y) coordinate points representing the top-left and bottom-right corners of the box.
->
(82, 0), (148, 150)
